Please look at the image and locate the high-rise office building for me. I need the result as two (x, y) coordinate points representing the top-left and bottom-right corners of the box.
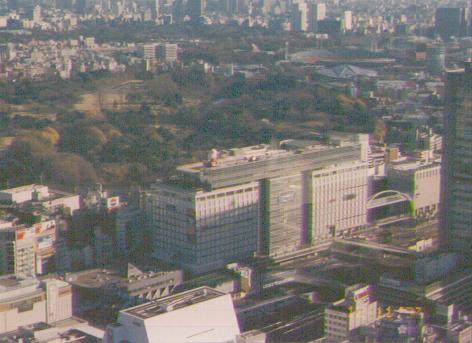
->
(291, 0), (308, 32)
(315, 2), (326, 20)
(172, 0), (185, 23)
(187, 0), (204, 21)
(32, 5), (41, 23)
(149, 0), (160, 19)
(308, 2), (326, 32)
(147, 137), (369, 273)
(344, 10), (353, 31)
(435, 7), (467, 40)
(148, 180), (260, 274)
(469, 0), (472, 36)
(441, 62), (472, 262)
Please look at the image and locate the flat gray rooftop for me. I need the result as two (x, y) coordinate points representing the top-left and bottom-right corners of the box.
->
(124, 287), (224, 319)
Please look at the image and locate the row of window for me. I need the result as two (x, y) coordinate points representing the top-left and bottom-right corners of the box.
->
(417, 168), (440, 179)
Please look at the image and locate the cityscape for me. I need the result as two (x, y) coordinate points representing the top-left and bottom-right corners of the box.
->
(0, 0), (471, 341)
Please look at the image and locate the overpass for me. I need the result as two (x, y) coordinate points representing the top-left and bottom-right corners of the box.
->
(334, 239), (417, 256)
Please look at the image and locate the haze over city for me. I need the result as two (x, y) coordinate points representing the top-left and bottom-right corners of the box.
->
(0, 0), (470, 341)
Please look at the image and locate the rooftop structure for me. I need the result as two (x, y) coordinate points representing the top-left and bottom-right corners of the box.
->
(0, 317), (103, 342)
(0, 184), (80, 215)
(104, 286), (240, 343)
(377, 267), (472, 316)
(0, 184), (49, 204)
(123, 286), (223, 319)
(176, 140), (363, 190)
(66, 267), (183, 302)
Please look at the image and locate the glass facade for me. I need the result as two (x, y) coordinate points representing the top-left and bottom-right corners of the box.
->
(441, 64), (472, 260)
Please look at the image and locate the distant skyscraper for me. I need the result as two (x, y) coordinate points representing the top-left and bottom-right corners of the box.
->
(344, 10), (353, 31)
(440, 62), (472, 262)
(7, 0), (18, 11)
(187, 0), (204, 21)
(262, 0), (271, 15)
(75, 0), (88, 15)
(435, 7), (467, 40)
(291, 0), (308, 31)
(172, 0), (184, 23)
(314, 2), (326, 20)
(226, 0), (237, 15)
(33, 5), (42, 23)
(469, 0), (472, 35)
(151, 0), (160, 19)
(307, 2), (326, 32)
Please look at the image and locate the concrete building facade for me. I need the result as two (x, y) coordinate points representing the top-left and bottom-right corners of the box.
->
(309, 161), (369, 242)
(149, 181), (259, 273)
(325, 284), (378, 343)
(389, 161), (441, 220)
(156, 43), (178, 62)
(0, 219), (57, 278)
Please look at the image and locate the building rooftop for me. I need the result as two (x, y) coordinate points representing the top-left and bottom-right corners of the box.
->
(66, 267), (183, 290)
(0, 275), (37, 290)
(0, 184), (46, 195)
(330, 303), (351, 313)
(36, 189), (77, 202)
(389, 160), (440, 172)
(66, 269), (123, 289)
(123, 286), (224, 319)
(448, 321), (472, 334)
(177, 141), (356, 174)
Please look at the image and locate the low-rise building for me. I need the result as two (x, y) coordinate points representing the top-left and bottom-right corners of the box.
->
(104, 286), (241, 343)
(0, 219), (57, 277)
(324, 284), (378, 342)
(0, 185), (49, 204)
(0, 185), (80, 215)
(0, 275), (72, 334)
(388, 160), (441, 220)
(448, 321), (472, 343)
(66, 266), (184, 314)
